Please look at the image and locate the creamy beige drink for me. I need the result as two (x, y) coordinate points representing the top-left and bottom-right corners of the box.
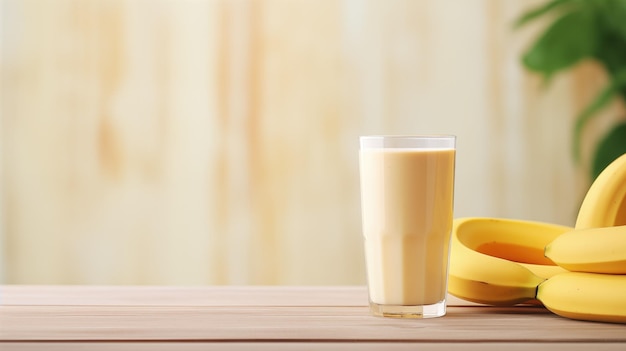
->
(359, 138), (455, 317)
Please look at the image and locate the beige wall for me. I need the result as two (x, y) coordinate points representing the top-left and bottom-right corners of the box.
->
(1, 0), (618, 285)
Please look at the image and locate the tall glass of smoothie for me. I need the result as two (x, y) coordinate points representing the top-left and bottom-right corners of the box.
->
(359, 135), (456, 318)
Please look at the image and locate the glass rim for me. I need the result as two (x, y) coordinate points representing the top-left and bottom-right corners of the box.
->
(360, 135), (456, 140)
(360, 135), (456, 149)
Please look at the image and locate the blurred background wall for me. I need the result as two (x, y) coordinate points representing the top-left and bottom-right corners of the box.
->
(1, 0), (620, 285)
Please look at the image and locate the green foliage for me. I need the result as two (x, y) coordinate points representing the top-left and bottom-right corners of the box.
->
(573, 68), (626, 162)
(522, 10), (596, 78)
(517, 0), (626, 181)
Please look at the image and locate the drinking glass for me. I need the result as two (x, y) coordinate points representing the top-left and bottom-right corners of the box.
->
(359, 135), (456, 318)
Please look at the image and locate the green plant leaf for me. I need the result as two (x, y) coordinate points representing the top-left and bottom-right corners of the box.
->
(591, 122), (626, 180)
(596, 0), (626, 41)
(573, 68), (626, 163)
(522, 10), (597, 77)
(594, 33), (626, 76)
(514, 0), (580, 28)
(592, 2), (626, 84)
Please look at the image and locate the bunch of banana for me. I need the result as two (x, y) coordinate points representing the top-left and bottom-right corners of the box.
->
(448, 153), (626, 324)
(539, 153), (626, 323)
(449, 218), (626, 323)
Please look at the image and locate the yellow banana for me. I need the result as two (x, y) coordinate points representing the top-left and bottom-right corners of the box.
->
(576, 153), (626, 229)
(448, 240), (542, 306)
(452, 217), (571, 265)
(537, 272), (626, 324)
(448, 217), (571, 306)
(545, 225), (626, 274)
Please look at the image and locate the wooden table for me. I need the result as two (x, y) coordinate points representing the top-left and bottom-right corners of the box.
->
(1, 286), (624, 350)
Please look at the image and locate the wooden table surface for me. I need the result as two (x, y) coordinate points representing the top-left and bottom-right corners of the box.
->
(1, 285), (624, 350)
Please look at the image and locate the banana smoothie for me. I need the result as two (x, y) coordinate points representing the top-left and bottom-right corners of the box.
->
(359, 145), (455, 310)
